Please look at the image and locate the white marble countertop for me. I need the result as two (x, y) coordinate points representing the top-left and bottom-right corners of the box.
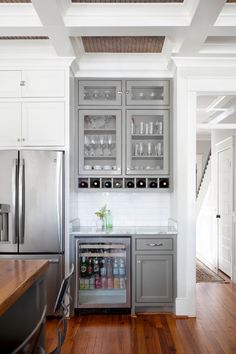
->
(70, 226), (177, 236)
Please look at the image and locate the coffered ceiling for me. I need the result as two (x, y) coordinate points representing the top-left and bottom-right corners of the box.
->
(0, 0), (236, 72)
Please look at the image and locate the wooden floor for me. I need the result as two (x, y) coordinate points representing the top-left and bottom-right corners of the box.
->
(46, 282), (236, 354)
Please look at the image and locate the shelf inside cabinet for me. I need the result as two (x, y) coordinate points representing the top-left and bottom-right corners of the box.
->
(84, 129), (116, 133)
(131, 134), (163, 139)
(84, 156), (116, 160)
(131, 155), (163, 159)
(80, 252), (126, 257)
(80, 244), (126, 249)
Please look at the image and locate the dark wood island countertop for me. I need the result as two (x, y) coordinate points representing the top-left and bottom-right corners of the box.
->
(0, 259), (49, 316)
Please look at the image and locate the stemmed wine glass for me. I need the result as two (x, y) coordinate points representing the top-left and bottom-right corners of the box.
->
(107, 135), (115, 156)
(90, 135), (98, 156)
(99, 135), (107, 156)
(84, 135), (90, 157)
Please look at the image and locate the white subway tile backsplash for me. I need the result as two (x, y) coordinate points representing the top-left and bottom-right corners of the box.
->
(72, 191), (170, 227)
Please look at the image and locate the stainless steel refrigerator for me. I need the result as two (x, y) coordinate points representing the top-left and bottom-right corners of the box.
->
(0, 150), (64, 315)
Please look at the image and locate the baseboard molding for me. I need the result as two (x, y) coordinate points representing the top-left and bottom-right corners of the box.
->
(175, 297), (196, 317)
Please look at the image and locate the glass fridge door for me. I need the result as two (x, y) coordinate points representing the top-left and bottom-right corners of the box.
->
(75, 237), (130, 308)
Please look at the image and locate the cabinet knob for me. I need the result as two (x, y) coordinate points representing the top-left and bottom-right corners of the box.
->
(22, 138), (25, 142)
(17, 138), (21, 142)
(117, 91), (123, 95)
(20, 81), (26, 87)
(125, 91), (129, 94)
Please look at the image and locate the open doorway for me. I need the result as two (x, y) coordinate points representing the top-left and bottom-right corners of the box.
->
(196, 95), (236, 283)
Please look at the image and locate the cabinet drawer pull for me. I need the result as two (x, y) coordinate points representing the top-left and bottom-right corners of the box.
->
(146, 243), (163, 247)
(125, 91), (129, 94)
(117, 91), (123, 95)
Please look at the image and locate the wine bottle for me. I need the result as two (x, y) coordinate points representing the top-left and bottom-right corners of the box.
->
(126, 180), (134, 188)
(79, 180), (88, 188)
(114, 181), (122, 188)
(136, 179), (146, 188)
(92, 179), (100, 188)
(159, 178), (169, 188)
(104, 181), (112, 188)
(149, 181), (157, 188)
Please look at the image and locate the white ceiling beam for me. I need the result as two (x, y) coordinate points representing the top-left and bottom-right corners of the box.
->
(31, 0), (75, 57)
(208, 106), (235, 124)
(197, 123), (236, 130)
(179, 0), (226, 55)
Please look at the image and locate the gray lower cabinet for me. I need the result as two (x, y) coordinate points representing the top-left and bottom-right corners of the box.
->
(133, 235), (176, 312)
(136, 254), (173, 303)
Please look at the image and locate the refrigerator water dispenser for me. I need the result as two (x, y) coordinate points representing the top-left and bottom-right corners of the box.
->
(0, 204), (10, 242)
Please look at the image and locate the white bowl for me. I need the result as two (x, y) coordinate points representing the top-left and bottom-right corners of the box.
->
(93, 165), (102, 170)
(84, 165), (92, 170)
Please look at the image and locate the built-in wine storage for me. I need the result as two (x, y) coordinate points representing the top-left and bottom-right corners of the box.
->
(77, 79), (172, 190)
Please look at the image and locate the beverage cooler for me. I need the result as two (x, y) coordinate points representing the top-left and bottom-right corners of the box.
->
(75, 237), (130, 308)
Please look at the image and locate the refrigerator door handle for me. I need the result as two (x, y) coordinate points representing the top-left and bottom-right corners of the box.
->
(12, 158), (18, 244)
(19, 158), (25, 244)
(48, 258), (60, 263)
(56, 153), (63, 252)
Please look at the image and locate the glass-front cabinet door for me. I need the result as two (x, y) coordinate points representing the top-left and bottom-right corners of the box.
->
(79, 80), (122, 106)
(126, 110), (169, 175)
(126, 80), (169, 106)
(79, 110), (122, 175)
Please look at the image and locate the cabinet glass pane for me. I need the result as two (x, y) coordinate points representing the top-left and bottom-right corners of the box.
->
(127, 110), (169, 175)
(126, 80), (169, 106)
(79, 110), (121, 175)
(131, 86), (163, 102)
(76, 239), (130, 307)
(79, 81), (122, 105)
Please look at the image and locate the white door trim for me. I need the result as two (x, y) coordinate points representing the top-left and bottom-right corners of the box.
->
(215, 136), (234, 278)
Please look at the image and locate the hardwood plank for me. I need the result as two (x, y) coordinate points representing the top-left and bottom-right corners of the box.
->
(46, 282), (236, 354)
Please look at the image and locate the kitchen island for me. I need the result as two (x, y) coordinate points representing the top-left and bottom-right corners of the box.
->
(0, 259), (48, 352)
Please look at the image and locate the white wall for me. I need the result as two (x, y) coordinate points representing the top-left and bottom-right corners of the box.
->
(71, 191), (171, 227)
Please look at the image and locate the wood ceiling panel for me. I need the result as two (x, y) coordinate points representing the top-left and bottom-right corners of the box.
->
(82, 36), (165, 53)
(0, 36), (49, 39)
(227, 0), (236, 2)
(72, 0), (183, 2)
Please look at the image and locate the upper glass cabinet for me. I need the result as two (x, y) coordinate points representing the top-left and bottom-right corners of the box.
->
(126, 80), (169, 106)
(79, 80), (122, 106)
(126, 110), (169, 175)
(78, 110), (122, 175)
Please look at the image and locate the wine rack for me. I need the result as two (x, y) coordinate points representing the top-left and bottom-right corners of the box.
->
(78, 177), (170, 190)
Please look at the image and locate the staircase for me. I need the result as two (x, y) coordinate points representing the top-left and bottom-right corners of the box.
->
(196, 150), (211, 217)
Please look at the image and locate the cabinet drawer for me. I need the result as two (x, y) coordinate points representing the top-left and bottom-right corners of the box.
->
(135, 238), (173, 251)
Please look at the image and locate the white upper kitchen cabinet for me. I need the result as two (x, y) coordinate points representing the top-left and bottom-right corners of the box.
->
(0, 103), (21, 146)
(0, 70), (65, 98)
(22, 102), (65, 146)
(0, 102), (65, 147)
(0, 72), (22, 97)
